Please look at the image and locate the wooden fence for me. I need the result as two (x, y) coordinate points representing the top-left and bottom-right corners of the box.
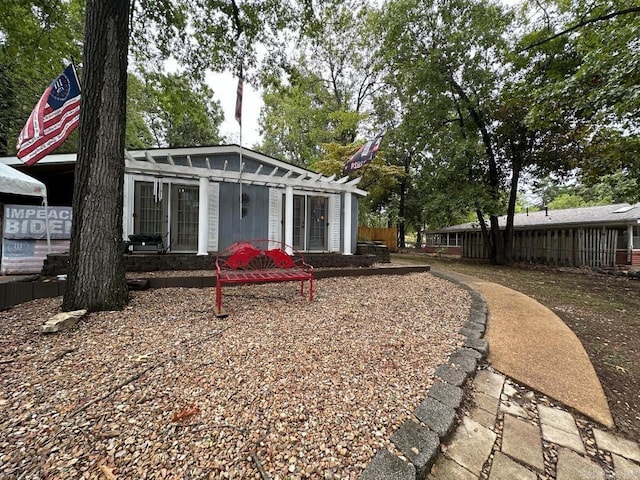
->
(358, 227), (398, 253)
(462, 227), (619, 267)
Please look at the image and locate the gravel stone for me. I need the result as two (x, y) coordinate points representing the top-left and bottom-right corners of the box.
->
(0, 272), (470, 478)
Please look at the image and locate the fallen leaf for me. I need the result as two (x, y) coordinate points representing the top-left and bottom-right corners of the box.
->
(99, 463), (117, 480)
(171, 404), (201, 423)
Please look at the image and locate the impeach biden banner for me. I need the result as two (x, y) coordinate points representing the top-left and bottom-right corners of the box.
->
(3, 204), (72, 240)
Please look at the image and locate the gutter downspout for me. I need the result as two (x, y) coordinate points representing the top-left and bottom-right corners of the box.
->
(628, 223), (634, 264)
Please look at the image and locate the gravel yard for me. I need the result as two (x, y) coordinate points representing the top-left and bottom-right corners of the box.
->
(0, 273), (470, 479)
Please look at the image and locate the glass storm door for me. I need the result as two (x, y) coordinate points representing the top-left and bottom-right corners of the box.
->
(287, 194), (328, 251)
(292, 195), (305, 250)
(134, 181), (168, 239)
(308, 196), (328, 250)
(171, 185), (199, 251)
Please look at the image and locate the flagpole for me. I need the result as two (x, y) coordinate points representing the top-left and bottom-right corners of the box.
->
(239, 128), (243, 221)
(43, 197), (51, 254)
(235, 70), (244, 222)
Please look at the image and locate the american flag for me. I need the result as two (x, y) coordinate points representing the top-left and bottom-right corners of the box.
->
(235, 73), (243, 126)
(1, 238), (69, 275)
(16, 63), (81, 166)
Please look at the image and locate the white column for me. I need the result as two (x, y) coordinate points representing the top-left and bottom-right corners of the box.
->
(343, 192), (353, 255)
(627, 224), (634, 264)
(197, 177), (209, 255)
(285, 186), (294, 253)
(122, 175), (134, 241)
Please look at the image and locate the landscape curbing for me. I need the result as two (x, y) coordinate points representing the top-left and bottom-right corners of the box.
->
(358, 271), (489, 480)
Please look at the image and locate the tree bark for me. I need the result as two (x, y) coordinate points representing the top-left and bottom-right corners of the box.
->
(63, 0), (131, 311)
(503, 147), (523, 263)
(398, 155), (411, 249)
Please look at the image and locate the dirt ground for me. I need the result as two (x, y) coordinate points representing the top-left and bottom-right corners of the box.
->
(393, 252), (640, 443)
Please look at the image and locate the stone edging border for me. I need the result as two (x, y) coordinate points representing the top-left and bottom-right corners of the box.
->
(0, 265), (435, 310)
(358, 271), (489, 480)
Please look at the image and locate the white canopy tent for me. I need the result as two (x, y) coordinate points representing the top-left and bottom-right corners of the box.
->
(0, 162), (47, 197)
(0, 162), (51, 252)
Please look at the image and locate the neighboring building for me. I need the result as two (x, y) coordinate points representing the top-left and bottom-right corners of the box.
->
(425, 203), (640, 268)
(1, 145), (367, 273)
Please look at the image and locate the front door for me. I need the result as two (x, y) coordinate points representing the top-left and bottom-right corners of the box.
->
(308, 196), (328, 250)
(134, 181), (199, 252)
(288, 194), (328, 251)
(170, 185), (199, 251)
(133, 181), (168, 241)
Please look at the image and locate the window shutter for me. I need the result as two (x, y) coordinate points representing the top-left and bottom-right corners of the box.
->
(328, 194), (341, 252)
(207, 182), (220, 251)
(268, 188), (283, 248)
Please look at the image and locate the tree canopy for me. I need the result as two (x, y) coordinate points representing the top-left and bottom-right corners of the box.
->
(126, 71), (224, 148)
(4, 0), (639, 310)
(0, 0), (84, 154)
(258, 0), (383, 167)
(370, 0), (639, 259)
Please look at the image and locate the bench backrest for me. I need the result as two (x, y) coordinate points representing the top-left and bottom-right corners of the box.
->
(216, 240), (310, 271)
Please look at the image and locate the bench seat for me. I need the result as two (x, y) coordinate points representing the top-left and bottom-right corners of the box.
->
(215, 240), (314, 316)
(218, 270), (313, 283)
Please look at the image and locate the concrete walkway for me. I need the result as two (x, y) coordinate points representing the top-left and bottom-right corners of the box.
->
(437, 270), (613, 427)
(426, 269), (640, 480)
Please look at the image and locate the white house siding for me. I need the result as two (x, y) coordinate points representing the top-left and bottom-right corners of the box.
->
(1, 146), (368, 256)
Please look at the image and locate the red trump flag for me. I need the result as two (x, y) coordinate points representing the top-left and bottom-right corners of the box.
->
(16, 63), (81, 166)
(342, 134), (384, 175)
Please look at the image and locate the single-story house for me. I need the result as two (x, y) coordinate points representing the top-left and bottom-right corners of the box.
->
(425, 203), (640, 268)
(1, 145), (367, 274)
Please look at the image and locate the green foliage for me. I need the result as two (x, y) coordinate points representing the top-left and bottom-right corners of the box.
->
(125, 74), (155, 149)
(520, 0), (640, 182)
(580, 172), (640, 204)
(0, 0), (231, 155)
(374, 0), (638, 261)
(258, 68), (359, 166)
(257, 1), (382, 167)
(136, 71), (224, 148)
(131, 0), (305, 78)
(311, 141), (404, 216)
(0, 0), (84, 154)
(379, 0), (517, 247)
(547, 193), (589, 210)
(533, 171), (640, 209)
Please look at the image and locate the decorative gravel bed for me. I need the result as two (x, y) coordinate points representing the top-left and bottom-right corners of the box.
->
(0, 273), (470, 479)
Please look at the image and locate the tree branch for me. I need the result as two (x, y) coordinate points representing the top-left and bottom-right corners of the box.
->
(523, 7), (640, 51)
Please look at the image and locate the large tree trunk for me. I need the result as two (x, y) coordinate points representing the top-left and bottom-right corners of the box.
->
(63, 0), (131, 312)
(503, 151), (523, 263)
(490, 214), (505, 264)
(398, 177), (406, 249)
(397, 155), (411, 249)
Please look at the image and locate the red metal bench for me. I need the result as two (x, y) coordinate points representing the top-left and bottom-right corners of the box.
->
(215, 240), (314, 316)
